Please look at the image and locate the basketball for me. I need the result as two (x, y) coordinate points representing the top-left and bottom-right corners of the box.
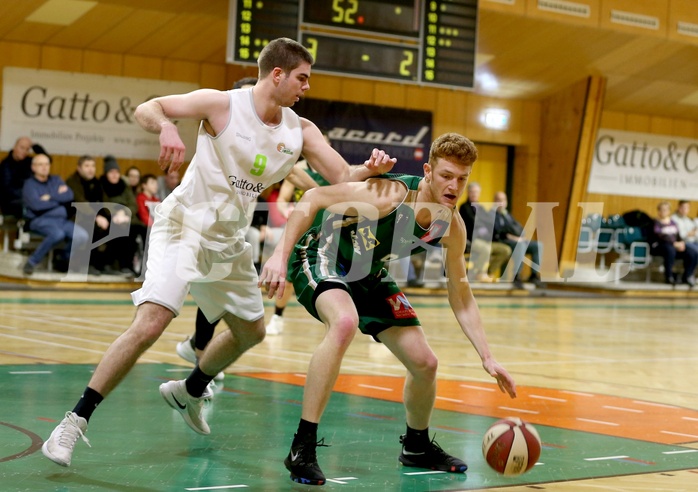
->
(482, 417), (541, 476)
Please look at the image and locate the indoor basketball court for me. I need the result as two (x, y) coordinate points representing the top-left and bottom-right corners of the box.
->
(2, 0), (698, 491)
(1, 290), (697, 490)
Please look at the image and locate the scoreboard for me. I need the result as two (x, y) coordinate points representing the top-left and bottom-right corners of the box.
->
(227, 0), (479, 89)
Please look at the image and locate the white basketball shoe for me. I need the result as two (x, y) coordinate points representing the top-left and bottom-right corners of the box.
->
(42, 411), (91, 467)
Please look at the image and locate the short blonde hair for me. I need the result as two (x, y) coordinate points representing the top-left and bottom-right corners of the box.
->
(429, 133), (478, 168)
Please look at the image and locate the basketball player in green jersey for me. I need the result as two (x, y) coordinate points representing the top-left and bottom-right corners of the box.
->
(259, 132), (518, 485)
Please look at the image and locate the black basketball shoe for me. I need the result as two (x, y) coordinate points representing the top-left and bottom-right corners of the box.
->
(398, 434), (468, 473)
(284, 435), (329, 486)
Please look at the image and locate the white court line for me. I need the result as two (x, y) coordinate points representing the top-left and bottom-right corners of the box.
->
(403, 470), (446, 476)
(663, 449), (698, 455)
(632, 400), (677, 409)
(577, 418), (619, 426)
(185, 485), (248, 490)
(358, 384), (393, 392)
(0, 332), (139, 358)
(584, 455), (628, 461)
(499, 406), (539, 415)
(603, 405), (644, 413)
(8, 310), (128, 331)
(529, 394), (567, 402)
(661, 430), (698, 439)
(682, 416), (698, 422)
(561, 390), (594, 397)
(460, 384), (495, 392)
(436, 396), (463, 403)
(19, 330), (165, 362)
(326, 477), (358, 484)
(9, 370), (52, 374)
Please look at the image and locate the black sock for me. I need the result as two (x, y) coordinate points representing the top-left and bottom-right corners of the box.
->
(194, 308), (219, 351)
(185, 364), (215, 398)
(72, 387), (104, 422)
(404, 424), (430, 451)
(274, 305), (285, 317)
(294, 418), (318, 444)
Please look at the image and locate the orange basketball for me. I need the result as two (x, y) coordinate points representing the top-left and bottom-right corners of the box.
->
(482, 417), (541, 476)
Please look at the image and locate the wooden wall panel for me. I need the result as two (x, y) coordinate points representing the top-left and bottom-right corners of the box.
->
(339, 79), (374, 104)
(600, 110), (626, 128)
(161, 59), (200, 84)
(470, 144), (509, 204)
(41, 46), (83, 72)
(433, 90), (468, 136)
(625, 113), (651, 132)
(650, 116), (675, 135)
(303, 73), (338, 100)
(511, 100), (542, 220)
(537, 77), (593, 262)
(0, 41), (41, 68)
(404, 85), (437, 113)
(122, 54), (162, 79)
(373, 81), (406, 108)
(560, 76), (606, 268)
(672, 119), (697, 138)
(224, 64), (256, 90)
(82, 51), (124, 76)
(199, 63), (227, 90)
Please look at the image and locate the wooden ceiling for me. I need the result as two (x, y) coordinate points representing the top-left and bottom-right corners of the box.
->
(2, 0), (698, 121)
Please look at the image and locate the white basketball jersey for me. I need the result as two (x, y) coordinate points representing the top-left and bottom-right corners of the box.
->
(169, 88), (302, 245)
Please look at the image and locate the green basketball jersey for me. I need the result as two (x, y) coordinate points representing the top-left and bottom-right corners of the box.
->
(293, 174), (453, 282)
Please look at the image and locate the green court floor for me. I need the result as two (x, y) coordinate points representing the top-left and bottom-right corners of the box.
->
(1, 364), (697, 491)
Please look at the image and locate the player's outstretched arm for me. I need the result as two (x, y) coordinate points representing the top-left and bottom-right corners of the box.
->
(442, 215), (517, 398)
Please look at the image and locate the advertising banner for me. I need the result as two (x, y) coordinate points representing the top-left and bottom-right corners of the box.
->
(1, 67), (198, 160)
(589, 128), (698, 200)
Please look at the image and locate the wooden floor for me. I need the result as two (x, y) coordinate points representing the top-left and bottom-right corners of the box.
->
(1, 287), (697, 491)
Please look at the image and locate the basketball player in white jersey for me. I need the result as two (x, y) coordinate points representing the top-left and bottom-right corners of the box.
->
(42, 37), (396, 467)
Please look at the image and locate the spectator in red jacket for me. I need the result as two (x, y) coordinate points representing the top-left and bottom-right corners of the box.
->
(136, 174), (160, 226)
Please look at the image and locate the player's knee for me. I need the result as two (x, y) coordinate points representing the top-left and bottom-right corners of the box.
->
(413, 352), (439, 381)
(329, 314), (358, 347)
(131, 309), (170, 348)
(139, 320), (167, 345)
(248, 319), (266, 345)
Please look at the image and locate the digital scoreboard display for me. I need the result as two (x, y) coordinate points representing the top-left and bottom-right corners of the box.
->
(227, 0), (478, 89)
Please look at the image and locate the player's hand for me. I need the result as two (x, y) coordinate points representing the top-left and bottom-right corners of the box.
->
(158, 124), (186, 173)
(484, 359), (517, 398)
(258, 253), (287, 299)
(364, 148), (397, 175)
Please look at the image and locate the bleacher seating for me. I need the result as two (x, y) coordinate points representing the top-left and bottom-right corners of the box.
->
(578, 212), (654, 283)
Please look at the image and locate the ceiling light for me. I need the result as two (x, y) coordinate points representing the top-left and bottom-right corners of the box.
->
(26, 0), (97, 26)
(481, 109), (510, 130)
